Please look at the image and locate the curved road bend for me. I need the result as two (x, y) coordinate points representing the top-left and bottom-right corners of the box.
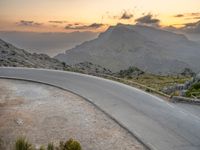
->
(0, 67), (200, 150)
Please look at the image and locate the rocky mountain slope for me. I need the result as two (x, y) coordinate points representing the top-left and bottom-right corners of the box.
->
(55, 24), (200, 75)
(0, 39), (70, 70)
(0, 39), (113, 75)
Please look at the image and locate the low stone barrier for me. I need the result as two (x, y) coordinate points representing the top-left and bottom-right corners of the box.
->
(171, 96), (200, 105)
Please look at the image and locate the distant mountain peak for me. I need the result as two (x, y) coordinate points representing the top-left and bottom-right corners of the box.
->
(55, 24), (200, 75)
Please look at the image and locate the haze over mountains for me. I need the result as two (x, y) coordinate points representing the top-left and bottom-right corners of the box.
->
(0, 31), (98, 56)
(55, 24), (200, 75)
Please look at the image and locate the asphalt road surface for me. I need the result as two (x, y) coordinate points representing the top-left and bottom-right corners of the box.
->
(0, 67), (200, 150)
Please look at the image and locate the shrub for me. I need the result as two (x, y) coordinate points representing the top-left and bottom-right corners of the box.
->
(47, 143), (54, 150)
(192, 82), (200, 90)
(39, 145), (46, 150)
(0, 138), (5, 149)
(186, 82), (200, 97)
(145, 88), (151, 92)
(15, 137), (33, 150)
(62, 62), (66, 67)
(63, 138), (81, 150)
(12, 137), (82, 150)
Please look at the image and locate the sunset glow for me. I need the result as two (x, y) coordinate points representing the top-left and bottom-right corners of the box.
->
(0, 0), (200, 32)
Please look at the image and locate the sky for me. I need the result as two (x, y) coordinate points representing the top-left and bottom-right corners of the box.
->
(0, 0), (200, 32)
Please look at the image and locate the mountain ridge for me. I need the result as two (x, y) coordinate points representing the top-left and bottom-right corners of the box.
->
(55, 24), (200, 75)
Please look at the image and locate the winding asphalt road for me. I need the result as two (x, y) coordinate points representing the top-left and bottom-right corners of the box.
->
(0, 67), (200, 150)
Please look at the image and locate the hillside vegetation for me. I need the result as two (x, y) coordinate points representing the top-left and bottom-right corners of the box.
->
(114, 66), (191, 92)
(186, 82), (200, 98)
(123, 74), (190, 92)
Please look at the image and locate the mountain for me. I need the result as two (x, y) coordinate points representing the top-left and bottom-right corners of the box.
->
(0, 39), (113, 74)
(0, 31), (98, 56)
(55, 24), (200, 75)
(0, 39), (70, 70)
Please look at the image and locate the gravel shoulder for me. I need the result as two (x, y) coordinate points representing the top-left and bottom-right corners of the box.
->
(0, 79), (145, 150)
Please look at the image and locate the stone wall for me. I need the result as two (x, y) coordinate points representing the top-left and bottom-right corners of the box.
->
(171, 96), (200, 105)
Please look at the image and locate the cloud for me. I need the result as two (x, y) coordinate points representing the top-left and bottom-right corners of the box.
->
(88, 23), (104, 28)
(17, 20), (43, 26)
(65, 23), (104, 30)
(120, 11), (133, 20)
(190, 13), (200, 16)
(181, 20), (200, 33)
(103, 10), (134, 20)
(173, 12), (200, 20)
(49, 20), (67, 24)
(174, 14), (184, 18)
(135, 14), (160, 25)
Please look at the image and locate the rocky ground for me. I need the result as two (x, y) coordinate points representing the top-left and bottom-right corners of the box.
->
(0, 79), (145, 150)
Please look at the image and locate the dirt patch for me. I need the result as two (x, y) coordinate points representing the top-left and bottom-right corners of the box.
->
(0, 79), (145, 150)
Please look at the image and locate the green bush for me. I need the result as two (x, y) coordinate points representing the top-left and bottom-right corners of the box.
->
(47, 143), (54, 150)
(13, 137), (81, 150)
(63, 138), (81, 150)
(15, 137), (33, 150)
(186, 82), (200, 97)
(192, 82), (200, 90)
